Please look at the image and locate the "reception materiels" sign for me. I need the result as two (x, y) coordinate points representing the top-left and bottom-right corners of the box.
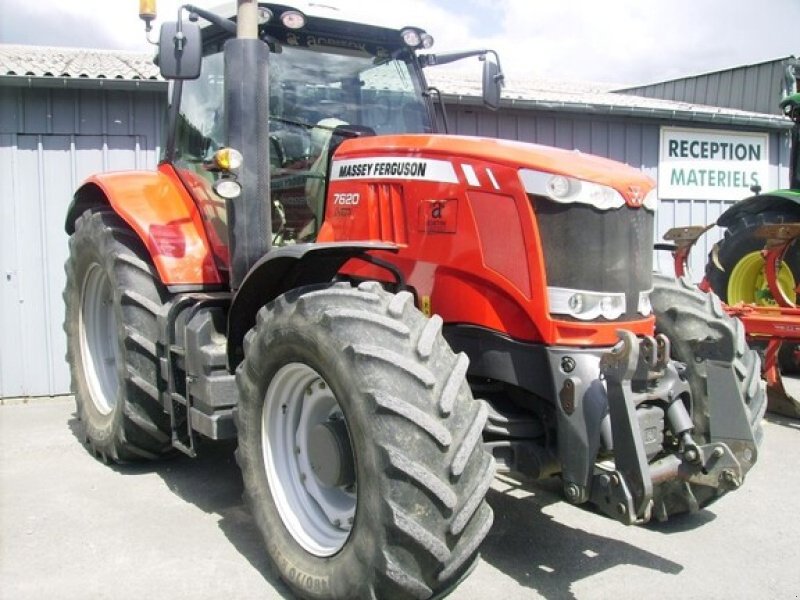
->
(658, 127), (770, 201)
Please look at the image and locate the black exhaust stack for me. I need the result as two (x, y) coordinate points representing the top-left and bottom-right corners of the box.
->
(223, 36), (271, 288)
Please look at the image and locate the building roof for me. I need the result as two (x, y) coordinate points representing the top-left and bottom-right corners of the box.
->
(428, 70), (793, 130)
(0, 44), (792, 130)
(612, 56), (799, 116)
(0, 44), (162, 89)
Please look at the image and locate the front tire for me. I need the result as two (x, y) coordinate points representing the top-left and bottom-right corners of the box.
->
(64, 209), (172, 462)
(651, 273), (766, 515)
(235, 281), (495, 599)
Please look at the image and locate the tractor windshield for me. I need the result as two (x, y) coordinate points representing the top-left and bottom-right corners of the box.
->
(173, 39), (431, 253)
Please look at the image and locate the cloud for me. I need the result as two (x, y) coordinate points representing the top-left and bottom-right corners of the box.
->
(1, 0), (798, 86)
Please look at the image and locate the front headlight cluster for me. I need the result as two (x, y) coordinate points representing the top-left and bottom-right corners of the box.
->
(519, 168), (657, 212)
(548, 287), (626, 321)
(548, 288), (653, 320)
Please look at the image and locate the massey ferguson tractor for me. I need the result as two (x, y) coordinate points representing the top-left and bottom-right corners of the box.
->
(63, 1), (766, 598)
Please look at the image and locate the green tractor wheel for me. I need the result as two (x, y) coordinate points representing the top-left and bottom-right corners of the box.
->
(727, 250), (797, 306)
(706, 210), (800, 376)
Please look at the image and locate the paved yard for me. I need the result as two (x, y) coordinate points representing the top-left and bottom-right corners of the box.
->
(1, 395), (799, 599)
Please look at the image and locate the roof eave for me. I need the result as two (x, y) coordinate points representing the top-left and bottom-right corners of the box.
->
(443, 93), (794, 131)
(0, 74), (167, 91)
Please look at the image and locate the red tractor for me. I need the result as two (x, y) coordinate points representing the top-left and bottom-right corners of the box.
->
(63, 2), (765, 598)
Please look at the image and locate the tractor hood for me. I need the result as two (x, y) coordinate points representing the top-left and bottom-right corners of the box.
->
(335, 134), (655, 204)
(717, 189), (800, 227)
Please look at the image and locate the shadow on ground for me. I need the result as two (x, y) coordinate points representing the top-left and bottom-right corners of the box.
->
(766, 412), (800, 431)
(68, 414), (293, 598)
(69, 413), (703, 600)
(480, 475), (686, 600)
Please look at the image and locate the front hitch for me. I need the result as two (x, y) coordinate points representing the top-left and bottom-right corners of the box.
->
(593, 330), (759, 525)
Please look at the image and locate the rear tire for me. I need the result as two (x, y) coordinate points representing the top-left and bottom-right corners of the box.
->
(64, 209), (172, 462)
(650, 273), (766, 516)
(235, 281), (494, 599)
(706, 211), (800, 374)
(706, 210), (800, 305)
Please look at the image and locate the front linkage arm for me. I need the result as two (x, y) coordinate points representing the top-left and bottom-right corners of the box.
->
(595, 331), (751, 525)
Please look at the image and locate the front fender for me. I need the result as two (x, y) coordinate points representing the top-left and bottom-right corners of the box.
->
(227, 242), (397, 369)
(65, 163), (223, 286)
(717, 190), (800, 228)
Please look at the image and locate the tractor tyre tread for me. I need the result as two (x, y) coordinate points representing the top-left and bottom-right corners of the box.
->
(64, 209), (172, 463)
(235, 281), (494, 599)
(650, 273), (766, 515)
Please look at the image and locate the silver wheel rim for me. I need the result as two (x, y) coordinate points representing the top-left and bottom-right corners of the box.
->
(262, 363), (356, 556)
(78, 263), (120, 415)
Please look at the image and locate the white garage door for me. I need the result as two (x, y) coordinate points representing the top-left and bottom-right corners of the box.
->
(0, 133), (147, 397)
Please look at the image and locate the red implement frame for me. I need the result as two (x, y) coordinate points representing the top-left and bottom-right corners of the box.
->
(662, 223), (800, 418)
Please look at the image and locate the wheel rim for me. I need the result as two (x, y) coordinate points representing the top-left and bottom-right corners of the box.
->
(728, 251), (796, 305)
(78, 263), (120, 415)
(262, 363), (356, 557)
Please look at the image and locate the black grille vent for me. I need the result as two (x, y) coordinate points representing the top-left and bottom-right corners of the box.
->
(533, 196), (653, 321)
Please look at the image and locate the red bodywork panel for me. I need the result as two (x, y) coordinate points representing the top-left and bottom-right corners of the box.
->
(318, 134), (656, 346)
(78, 164), (223, 286)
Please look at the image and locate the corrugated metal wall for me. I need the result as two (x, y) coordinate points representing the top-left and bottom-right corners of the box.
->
(616, 58), (796, 115)
(0, 85), (164, 398)
(448, 104), (790, 278)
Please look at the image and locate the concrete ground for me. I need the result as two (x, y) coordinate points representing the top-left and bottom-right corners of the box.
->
(1, 394), (799, 600)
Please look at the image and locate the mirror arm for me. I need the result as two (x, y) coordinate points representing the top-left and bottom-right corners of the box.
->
(183, 4), (237, 34)
(421, 49), (491, 67)
(170, 4), (237, 53)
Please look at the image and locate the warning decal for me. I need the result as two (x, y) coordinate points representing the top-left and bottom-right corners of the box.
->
(330, 157), (459, 183)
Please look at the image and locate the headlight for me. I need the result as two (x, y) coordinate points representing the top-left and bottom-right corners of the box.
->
(520, 169), (625, 211)
(281, 10), (306, 29)
(548, 287), (626, 320)
(401, 28), (422, 47)
(520, 168), (655, 212)
(213, 178), (242, 199)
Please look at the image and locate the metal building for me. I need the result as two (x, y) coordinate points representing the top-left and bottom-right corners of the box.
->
(0, 44), (794, 398)
(0, 45), (166, 398)
(615, 56), (799, 115)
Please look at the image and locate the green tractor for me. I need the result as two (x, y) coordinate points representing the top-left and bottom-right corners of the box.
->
(705, 92), (800, 416)
(706, 93), (800, 307)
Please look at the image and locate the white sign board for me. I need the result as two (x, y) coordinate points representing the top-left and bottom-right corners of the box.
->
(658, 127), (770, 201)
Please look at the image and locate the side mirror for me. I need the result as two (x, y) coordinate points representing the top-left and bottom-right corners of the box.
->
(482, 57), (504, 111)
(158, 21), (202, 80)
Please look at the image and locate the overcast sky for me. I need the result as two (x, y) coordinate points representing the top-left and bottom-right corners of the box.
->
(1, 0), (798, 86)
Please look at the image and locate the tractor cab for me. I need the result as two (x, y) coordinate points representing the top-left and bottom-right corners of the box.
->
(159, 3), (502, 277)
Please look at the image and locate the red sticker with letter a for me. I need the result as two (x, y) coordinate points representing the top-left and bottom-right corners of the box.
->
(418, 198), (457, 233)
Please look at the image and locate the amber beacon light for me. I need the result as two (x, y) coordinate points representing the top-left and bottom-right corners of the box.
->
(139, 0), (157, 31)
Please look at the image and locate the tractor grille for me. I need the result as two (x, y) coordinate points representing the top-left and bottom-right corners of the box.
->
(533, 197), (653, 321)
